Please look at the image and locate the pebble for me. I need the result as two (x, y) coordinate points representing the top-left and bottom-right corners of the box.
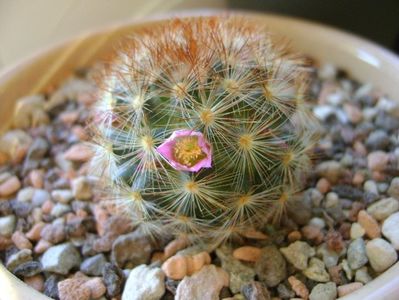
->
(288, 276), (309, 299)
(84, 277), (107, 299)
(347, 238), (368, 269)
(40, 223), (66, 244)
(241, 281), (271, 300)
(315, 161), (342, 183)
(11, 231), (33, 249)
(309, 282), (337, 300)
(17, 187), (35, 202)
(175, 265), (228, 300)
(102, 263), (125, 297)
(24, 274), (44, 292)
(316, 243), (341, 268)
(367, 197), (399, 221)
(337, 282), (363, 297)
(216, 247), (255, 293)
(43, 275), (61, 299)
(317, 178), (331, 194)
(382, 212), (399, 249)
(51, 203), (72, 217)
(365, 130), (390, 150)
(29, 169), (45, 189)
(122, 265), (165, 300)
(355, 266), (372, 284)
(350, 223), (365, 239)
(111, 230), (153, 268)
(51, 189), (74, 204)
(233, 246), (262, 262)
(0, 130), (32, 163)
(71, 176), (92, 200)
(366, 238), (397, 272)
(63, 143), (93, 162)
(357, 210), (381, 238)
(367, 151), (389, 171)
(13, 260), (42, 277)
(80, 253), (107, 276)
(6, 249), (33, 271)
(302, 257), (330, 282)
(162, 252), (211, 280)
(255, 245), (287, 287)
(58, 277), (91, 300)
(280, 241), (315, 270)
(0, 215), (16, 236)
(34, 239), (53, 254)
(388, 177), (399, 199)
(0, 176), (21, 197)
(26, 222), (45, 241)
(41, 243), (81, 275)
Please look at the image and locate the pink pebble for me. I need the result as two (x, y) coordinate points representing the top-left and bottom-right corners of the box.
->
(316, 178), (331, 194)
(11, 231), (32, 250)
(368, 151), (389, 171)
(41, 200), (54, 214)
(64, 143), (93, 162)
(24, 275), (44, 292)
(29, 169), (44, 189)
(358, 210), (381, 239)
(0, 176), (21, 197)
(34, 239), (53, 254)
(26, 222), (45, 241)
(84, 277), (106, 299)
(338, 282), (363, 297)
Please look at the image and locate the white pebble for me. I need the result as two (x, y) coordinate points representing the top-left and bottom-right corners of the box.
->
(382, 212), (399, 249)
(366, 238), (397, 272)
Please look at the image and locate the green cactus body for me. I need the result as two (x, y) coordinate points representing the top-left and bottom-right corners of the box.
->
(91, 16), (319, 243)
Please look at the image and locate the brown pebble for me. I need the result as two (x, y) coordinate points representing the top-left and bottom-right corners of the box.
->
(26, 222), (45, 241)
(40, 223), (66, 244)
(64, 143), (93, 162)
(84, 277), (106, 299)
(0, 235), (12, 250)
(162, 252), (211, 280)
(164, 236), (189, 259)
(288, 276), (309, 299)
(301, 225), (323, 244)
(151, 252), (165, 263)
(325, 230), (345, 253)
(338, 222), (351, 240)
(240, 229), (268, 240)
(34, 239), (53, 254)
(328, 265), (343, 285)
(24, 275), (44, 292)
(59, 111), (79, 126)
(72, 125), (89, 141)
(287, 231), (302, 242)
(233, 246), (262, 262)
(337, 282), (363, 297)
(316, 178), (331, 194)
(357, 210), (381, 238)
(0, 152), (9, 165)
(29, 169), (44, 189)
(0, 176), (21, 197)
(58, 278), (91, 300)
(11, 231), (33, 250)
(368, 151), (389, 172)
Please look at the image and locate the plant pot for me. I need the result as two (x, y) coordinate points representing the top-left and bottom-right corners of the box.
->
(0, 10), (399, 300)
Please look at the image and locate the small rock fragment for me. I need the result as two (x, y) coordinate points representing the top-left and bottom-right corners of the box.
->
(80, 253), (107, 276)
(309, 282), (337, 300)
(357, 210), (381, 239)
(255, 245), (287, 287)
(0, 215), (16, 236)
(122, 264), (165, 300)
(366, 238), (397, 272)
(347, 238), (368, 269)
(303, 257), (330, 282)
(233, 246), (262, 262)
(367, 197), (399, 221)
(350, 222), (365, 239)
(102, 263), (125, 297)
(382, 212), (399, 249)
(241, 281), (271, 300)
(337, 282), (363, 297)
(41, 243), (81, 275)
(288, 276), (309, 299)
(280, 241), (315, 270)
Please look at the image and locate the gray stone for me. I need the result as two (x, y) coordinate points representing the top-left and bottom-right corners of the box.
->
(355, 267), (372, 284)
(366, 238), (398, 272)
(0, 215), (16, 236)
(367, 198), (399, 221)
(16, 187), (35, 202)
(241, 281), (271, 300)
(103, 263), (125, 297)
(316, 161), (342, 183)
(277, 283), (295, 299)
(13, 260), (42, 277)
(382, 212), (399, 249)
(122, 264), (165, 300)
(255, 245), (287, 287)
(41, 243), (81, 275)
(215, 246), (255, 293)
(303, 258), (330, 282)
(6, 249), (33, 271)
(365, 130), (390, 150)
(32, 189), (50, 206)
(347, 238), (368, 269)
(316, 243), (341, 268)
(388, 177), (399, 199)
(111, 230), (153, 268)
(280, 241), (315, 270)
(175, 265), (228, 300)
(309, 282), (337, 300)
(80, 253), (107, 276)
(50, 203), (71, 217)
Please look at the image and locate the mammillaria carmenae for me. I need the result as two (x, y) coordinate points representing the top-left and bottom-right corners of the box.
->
(90, 16), (319, 244)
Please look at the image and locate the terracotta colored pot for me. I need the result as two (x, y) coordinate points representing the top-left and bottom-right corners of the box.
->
(0, 10), (399, 300)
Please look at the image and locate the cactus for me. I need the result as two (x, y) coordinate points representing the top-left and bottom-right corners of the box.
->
(91, 16), (319, 243)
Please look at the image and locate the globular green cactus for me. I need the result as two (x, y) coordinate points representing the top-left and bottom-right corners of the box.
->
(91, 16), (319, 243)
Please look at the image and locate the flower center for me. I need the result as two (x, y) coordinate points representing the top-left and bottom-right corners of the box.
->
(172, 135), (207, 167)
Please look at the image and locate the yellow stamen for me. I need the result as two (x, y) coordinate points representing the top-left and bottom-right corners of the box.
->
(141, 135), (154, 151)
(173, 82), (188, 101)
(172, 136), (206, 167)
(238, 195), (251, 206)
(282, 152), (294, 166)
(278, 192), (288, 205)
(200, 109), (214, 126)
(184, 180), (199, 194)
(131, 191), (143, 202)
(238, 134), (253, 150)
(223, 79), (239, 93)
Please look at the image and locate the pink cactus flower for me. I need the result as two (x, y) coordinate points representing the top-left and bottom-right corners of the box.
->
(157, 129), (212, 172)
